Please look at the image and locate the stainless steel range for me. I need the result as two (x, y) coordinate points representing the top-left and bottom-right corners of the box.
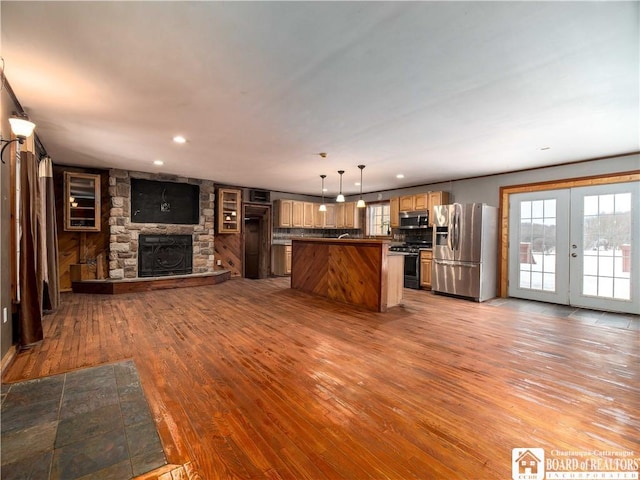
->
(389, 242), (429, 289)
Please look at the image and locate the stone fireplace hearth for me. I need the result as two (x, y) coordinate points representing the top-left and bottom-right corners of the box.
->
(108, 170), (215, 279)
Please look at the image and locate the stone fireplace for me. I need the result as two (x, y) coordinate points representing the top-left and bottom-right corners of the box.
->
(108, 169), (215, 279)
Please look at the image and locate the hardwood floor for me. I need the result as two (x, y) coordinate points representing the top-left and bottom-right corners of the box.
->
(3, 278), (638, 479)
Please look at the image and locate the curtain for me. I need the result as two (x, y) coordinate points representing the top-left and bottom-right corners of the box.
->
(18, 150), (44, 346)
(39, 157), (60, 311)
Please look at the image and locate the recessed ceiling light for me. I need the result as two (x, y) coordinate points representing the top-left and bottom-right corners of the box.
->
(173, 135), (186, 144)
(396, 174), (405, 179)
(355, 182), (361, 186)
(322, 188), (328, 192)
(153, 160), (164, 166)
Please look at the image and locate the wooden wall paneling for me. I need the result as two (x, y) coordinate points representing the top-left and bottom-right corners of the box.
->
(291, 239), (392, 311)
(214, 231), (243, 277)
(326, 244), (382, 311)
(290, 242), (329, 296)
(54, 166), (110, 291)
(498, 170), (640, 297)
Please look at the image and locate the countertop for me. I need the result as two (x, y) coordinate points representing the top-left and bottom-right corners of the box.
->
(291, 238), (389, 247)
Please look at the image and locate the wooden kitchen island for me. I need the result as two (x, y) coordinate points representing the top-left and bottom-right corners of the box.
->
(291, 238), (403, 312)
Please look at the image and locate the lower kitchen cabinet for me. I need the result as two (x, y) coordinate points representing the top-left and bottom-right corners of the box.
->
(420, 250), (433, 289)
(272, 244), (292, 276)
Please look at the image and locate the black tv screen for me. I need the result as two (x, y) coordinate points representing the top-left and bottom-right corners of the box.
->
(131, 179), (200, 225)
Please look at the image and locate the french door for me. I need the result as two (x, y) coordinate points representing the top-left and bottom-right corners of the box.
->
(508, 182), (639, 314)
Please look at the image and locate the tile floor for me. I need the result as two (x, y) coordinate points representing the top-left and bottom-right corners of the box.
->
(485, 297), (639, 330)
(1, 360), (166, 480)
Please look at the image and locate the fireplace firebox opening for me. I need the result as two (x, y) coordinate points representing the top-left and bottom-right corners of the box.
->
(138, 235), (193, 277)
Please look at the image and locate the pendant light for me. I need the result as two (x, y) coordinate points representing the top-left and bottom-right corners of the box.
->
(356, 165), (366, 208)
(336, 170), (345, 203)
(319, 175), (327, 212)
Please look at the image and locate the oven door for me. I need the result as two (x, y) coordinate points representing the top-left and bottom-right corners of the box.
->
(403, 253), (420, 289)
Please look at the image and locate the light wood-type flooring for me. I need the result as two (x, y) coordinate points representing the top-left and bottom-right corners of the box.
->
(3, 277), (639, 479)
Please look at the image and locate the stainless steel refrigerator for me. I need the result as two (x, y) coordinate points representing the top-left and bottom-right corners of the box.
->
(432, 203), (498, 302)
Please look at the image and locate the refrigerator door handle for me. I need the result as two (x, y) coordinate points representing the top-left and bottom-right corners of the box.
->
(447, 209), (454, 250)
(453, 204), (460, 251)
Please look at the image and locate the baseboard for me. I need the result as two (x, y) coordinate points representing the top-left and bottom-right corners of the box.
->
(1, 344), (17, 378)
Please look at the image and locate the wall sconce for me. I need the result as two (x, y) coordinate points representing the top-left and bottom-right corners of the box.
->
(319, 174), (327, 212)
(336, 170), (345, 203)
(1, 113), (36, 164)
(356, 165), (366, 208)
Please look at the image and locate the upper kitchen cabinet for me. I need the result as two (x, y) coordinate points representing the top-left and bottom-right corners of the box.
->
(64, 172), (101, 232)
(303, 202), (315, 228)
(390, 197), (400, 228)
(336, 202), (360, 228)
(428, 191), (450, 225)
(323, 204), (337, 228)
(217, 188), (241, 233)
(291, 201), (304, 227)
(274, 199), (293, 228)
(399, 195), (415, 212)
(313, 203), (336, 228)
(414, 193), (429, 210)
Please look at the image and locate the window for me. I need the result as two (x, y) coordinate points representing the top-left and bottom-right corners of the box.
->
(366, 202), (391, 237)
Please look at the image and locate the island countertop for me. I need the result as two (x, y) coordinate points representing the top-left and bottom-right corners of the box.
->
(290, 238), (402, 312)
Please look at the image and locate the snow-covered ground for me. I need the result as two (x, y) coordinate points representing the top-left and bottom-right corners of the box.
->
(519, 248), (630, 299)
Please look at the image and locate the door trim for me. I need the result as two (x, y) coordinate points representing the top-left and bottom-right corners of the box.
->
(498, 170), (640, 297)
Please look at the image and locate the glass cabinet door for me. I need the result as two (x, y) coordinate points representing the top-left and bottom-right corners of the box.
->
(64, 172), (101, 231)
(217, 188), (241, 233)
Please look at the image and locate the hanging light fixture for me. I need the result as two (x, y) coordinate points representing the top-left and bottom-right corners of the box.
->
(336, 170), (345, 203)
(356, 165), (366, 208)
(319, 175), (327, 212)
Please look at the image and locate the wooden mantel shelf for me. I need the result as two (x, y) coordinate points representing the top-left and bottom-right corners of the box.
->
(290, 238), (402, 312)
(72, 270), (231, 295)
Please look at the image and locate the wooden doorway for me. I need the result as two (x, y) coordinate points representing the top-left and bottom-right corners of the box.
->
(243, 204), (271, 279)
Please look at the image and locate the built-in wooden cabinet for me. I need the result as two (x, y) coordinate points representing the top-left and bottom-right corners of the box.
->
(64, 172), (101, 232)
(389, 191), (450, 227)
(335, 202), (360, 228)
(324, 204), (337, 228)
(390, 197), (400, 228)
(414, 193), (429, 210)
(274, 200), (293, 228)
(313, 203), (337, 228)
(303, 202), (314, 228)
(399, 195), (415, 212)
(217, 188), (241, 233)
(272, 244), (292, 276)
(420, 250), (433, 289)
(427, 191), (450, 225)
(313, 205), (325, 228)
(292, 201), (304, 227)
(275, 200), (349, 229)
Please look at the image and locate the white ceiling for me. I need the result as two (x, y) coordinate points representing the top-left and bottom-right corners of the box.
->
(1, 1), (638, 196)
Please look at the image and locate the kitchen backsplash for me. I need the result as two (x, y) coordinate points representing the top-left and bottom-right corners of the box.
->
(273, 228), (363, 241)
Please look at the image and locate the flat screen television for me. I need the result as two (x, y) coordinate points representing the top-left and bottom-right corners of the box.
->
(131, 178), (200, 225)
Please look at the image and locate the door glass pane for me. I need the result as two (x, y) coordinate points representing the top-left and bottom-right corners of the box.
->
(518, 199), (557, 292)
(582, 193), (631, 300)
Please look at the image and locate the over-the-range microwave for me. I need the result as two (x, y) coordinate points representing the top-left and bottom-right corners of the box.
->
(399, 210), (429, 229)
